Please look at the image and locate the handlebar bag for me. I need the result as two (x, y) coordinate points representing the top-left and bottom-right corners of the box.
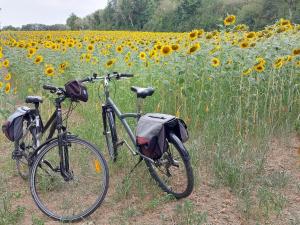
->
(65, 80), (88, 102)
(2, 106), (30, 142)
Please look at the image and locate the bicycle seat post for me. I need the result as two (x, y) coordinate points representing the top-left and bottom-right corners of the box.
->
(136, 97), (143, 115)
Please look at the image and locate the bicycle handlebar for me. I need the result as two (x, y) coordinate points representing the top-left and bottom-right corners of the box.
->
(43, 84), (57, 92)
(80, 72), (134, 83)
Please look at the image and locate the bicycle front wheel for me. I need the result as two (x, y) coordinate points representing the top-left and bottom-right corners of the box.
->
(105, 110), (118, 161)
(145, 132), (194, 199)
(30, 137), (109, 222)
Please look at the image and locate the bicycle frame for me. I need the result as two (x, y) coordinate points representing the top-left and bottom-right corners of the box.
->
(25, 97), (72, 180)
(101, 76), (156, 163)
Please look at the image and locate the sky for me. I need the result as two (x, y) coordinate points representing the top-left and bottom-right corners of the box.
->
(0, 0), (108, 27)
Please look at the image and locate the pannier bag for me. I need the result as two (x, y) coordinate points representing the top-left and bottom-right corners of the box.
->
(136, 113), (189, 160)
(2, 106), (30, 142)
(65, 80), (88, 102)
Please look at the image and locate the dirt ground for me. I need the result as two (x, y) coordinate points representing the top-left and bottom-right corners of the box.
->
(0, 133), (299, 225)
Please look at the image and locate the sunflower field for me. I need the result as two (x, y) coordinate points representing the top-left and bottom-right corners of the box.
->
(0, 16), (300, 223)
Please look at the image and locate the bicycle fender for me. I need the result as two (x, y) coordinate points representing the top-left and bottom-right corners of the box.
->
(31, 134), (78, 157)
(168, 132), (190, 161)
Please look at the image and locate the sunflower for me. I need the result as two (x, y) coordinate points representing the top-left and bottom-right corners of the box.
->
(0, 82), (3, 89)
(187, 43), (200, 54)
(292, 48), (300, 56)
(295, 61), (300, 67)
(242, 68), (252, 76)
(171, 44), (179, 51)
(149, 50), (157, 58)
(3, 59), (10, 68)
(4, 73), (12, 81)
(87, 44), (94, 52)
(161, 45), (172, 56)
(224, 15), (236, 26)
(116, 45), (123, 53)
(254, 64), (265, 72)
(139, 52), (146, 61)
(106, 59), (116, 67)
(59, 61), (69, 70)
(245, 32), (256, 39)
(189, 30), (198, 41)
(211, 57), (221, 67)
(256, 57), (266, 66)
(28, 48), (36, 55)
(239, 40), (249, 49)
(273, 58), (283, 69)
(5, 83), (11, 94)
(44, 65), (55, 76)
(34, 55), (43, 64)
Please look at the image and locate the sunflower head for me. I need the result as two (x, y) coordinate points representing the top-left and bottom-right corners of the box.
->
(161, 45), (172, 56)
(211, 57), (220, 67)
(224, 15), (236, 26)
(5, 83), (11, 94)
(254, 64), (265, 72)
(139, 52), (146, 61)
(3, 59), (10, 68)
(116, 45), (123, 53)
(106, 59), (116, 67)
(34, 55), (43, 64)
(44, 65), (55, 76)
(87, 44), (94, 52)
(4, 73), (12, 81)
(292, 48), (300, 56)
(240, 40), (249, 49)
(187, 43), (200, 54)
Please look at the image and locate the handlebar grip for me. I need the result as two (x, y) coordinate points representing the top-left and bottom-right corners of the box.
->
(43, 84), (57, 91)
(120, 73), (134, 78)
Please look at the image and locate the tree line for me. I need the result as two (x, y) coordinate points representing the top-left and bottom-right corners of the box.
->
(2, 0), (300, 31)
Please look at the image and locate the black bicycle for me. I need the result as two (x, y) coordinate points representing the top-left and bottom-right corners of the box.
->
(82, 72), (194, 199)
(8, 83), (109, 222)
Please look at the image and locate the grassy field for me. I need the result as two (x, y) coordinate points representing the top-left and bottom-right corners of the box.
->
(0, 17), (300, 224)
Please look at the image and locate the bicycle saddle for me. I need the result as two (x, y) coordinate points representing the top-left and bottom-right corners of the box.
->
(25, 96), (43, 104)
(130, 86), (155, 98)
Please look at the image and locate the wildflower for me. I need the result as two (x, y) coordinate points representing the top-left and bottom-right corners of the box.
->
(187, 43), (200, 54)
(5, 83), (11, 94)
(34, 55), (43, 64)
(3, 59), (9, 68)
(44, 65), (55, 76)
(161, 45), (172, 56)
(4, 73), (12, 81)
(211, 57), (221, 67)
(139, 52), (146, 61)
(224, 15), (236, 26)
(106, 59), (116, 67)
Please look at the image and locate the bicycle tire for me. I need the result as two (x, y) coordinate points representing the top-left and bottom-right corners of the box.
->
(105, 111), (118, 161)
(145, 132), (194, 199)
(15, 121), (37, 180)
(29, 136), (109, 222)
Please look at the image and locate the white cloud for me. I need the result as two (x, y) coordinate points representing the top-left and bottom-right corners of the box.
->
(0, 0), (107, 27)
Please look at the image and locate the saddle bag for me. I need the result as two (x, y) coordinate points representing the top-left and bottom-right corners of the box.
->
(2, 106), (30, 142)
(136, 113), (189, 160)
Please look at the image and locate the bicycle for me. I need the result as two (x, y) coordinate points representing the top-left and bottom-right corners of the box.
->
(82, 72), (194, 199)
(10, 84), (109, 222)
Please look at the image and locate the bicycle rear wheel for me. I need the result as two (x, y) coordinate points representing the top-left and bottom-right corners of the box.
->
(145, 132), (194, 199)
(15, 121), (37, 179)
(30, 136), (109, 222)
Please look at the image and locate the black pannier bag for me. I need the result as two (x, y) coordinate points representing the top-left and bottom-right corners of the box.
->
(136, 113), (189, 160)
(65, 80), (88, 102)
(2, 106), (30, 142)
